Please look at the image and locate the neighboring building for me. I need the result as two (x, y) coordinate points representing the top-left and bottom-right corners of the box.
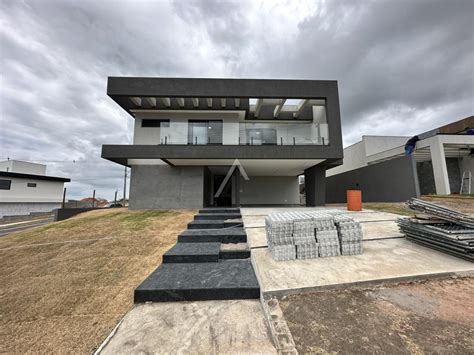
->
(326, 116), (474, 202)
(0, 160), (70, 217)
(102, 77), (343, 208)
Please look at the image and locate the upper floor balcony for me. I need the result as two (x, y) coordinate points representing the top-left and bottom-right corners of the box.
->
(138, 119), (330, 146)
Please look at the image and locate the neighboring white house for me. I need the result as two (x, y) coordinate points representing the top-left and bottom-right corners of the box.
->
(326, 116), (474, 200)
(0, 160), (70, 218)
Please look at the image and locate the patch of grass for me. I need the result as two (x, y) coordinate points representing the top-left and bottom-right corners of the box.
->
(0, 207), (196, 353)
(362, 202), (413, 216)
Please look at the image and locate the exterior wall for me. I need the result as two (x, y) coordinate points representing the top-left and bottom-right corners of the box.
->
(326, 155), (420, 203)
(417, 158), (464, 195)
(363, 136), (409, 157)
(416, 161), (436, 195)
(326, 141), (366, 177)
(0, 177), (65, 203)
(326, 136), (410, 177)
(460, 155), (474, 190)
(133, 111), (241, 145)
(0, 202), (61, 218)
(0, 160), (46, 175)
(446, 158), (462, 193)
(129, 165), (204, 209)
(239, 176), (300, 205)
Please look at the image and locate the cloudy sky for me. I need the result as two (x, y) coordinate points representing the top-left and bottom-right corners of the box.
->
(1, 0), (473, 200)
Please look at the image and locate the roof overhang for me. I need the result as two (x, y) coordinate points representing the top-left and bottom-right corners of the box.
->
(101, 144), (342, 169)
(107, 77), (341, 123)
(0, 171), (70, 182)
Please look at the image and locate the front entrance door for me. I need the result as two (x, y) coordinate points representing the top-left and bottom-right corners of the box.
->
(213, 175), (232, 206)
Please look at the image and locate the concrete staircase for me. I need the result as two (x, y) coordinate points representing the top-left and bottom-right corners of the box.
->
(134, 208), (259, 303)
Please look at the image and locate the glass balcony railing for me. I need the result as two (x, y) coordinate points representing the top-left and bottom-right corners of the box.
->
(156, 122), (329, 146)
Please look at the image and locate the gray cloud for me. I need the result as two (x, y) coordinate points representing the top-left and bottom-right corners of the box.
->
(0, 0), (473, 199)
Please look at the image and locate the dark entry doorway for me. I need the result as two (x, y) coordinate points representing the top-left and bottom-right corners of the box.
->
(213, 175), (232, 206)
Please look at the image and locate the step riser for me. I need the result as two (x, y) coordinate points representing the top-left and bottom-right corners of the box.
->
(163, 254), (219, 263)
(135, 288), (260, 303)
(187, 223), (224, 229)
(178, 235), (247, 243)
(219, 251), (251, 259)
(187, 222), (242, 229)
(199, 209), (240, 214)
(194, 214), (241, 220)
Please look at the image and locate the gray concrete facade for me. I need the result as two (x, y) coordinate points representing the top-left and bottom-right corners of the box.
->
(129, 165), (205, 209)
(326, 155), (420, 203)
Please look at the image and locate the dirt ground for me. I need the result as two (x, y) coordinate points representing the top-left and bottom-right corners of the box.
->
(360, 195), (474, 216)
(279, 277), (474, 354)
(0, 208), (195, 354)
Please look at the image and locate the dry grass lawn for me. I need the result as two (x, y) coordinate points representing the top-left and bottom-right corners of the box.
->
(0, 208), (196, 354)
(362, 196), (474, 216)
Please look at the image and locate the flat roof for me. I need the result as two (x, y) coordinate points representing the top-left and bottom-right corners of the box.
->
(0, 171), (70, 182)
(106, 77), (341, 121)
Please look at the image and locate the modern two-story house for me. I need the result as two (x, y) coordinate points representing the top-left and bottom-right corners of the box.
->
(0, 160), (70, 217)
(102, 77), (343, 208)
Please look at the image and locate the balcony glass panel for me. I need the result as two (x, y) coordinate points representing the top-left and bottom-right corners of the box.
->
(188, 120), (223, 145)
(156, 121), (329, 145)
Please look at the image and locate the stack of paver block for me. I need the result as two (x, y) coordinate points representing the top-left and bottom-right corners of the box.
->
(265, 213), (296, 261)
(334, 215), (363, 255)
(265, 211), (363, 261)
(293, 211), (321, 260)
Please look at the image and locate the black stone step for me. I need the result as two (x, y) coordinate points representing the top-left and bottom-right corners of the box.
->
(134, 259), (260, 302)
(187, 219), (242, 229)
(178, 228), (247, 243)
(199, 207), (240, 214)
(194, 213), (241, 221)
(163, 242), (221, 263)
(219, 243), (251, 259)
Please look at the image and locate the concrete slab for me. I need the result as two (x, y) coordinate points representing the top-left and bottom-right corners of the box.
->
(242, 215), (266, 228)
(247, 227), (268, 249)
(251, 238), (474, 295)
(240, 207), (375, 216)
(348, 211), (401, 223)
(361, 220), (404, 240)
(101, 300), (276, 354)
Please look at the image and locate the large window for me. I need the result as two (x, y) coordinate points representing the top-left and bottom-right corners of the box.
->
(141, 119), (169, 127)
(0, 179), (12, 190)
(188, 120), (223, 145)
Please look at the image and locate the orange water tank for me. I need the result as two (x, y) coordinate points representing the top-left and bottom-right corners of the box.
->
(347, 190), (362, 211)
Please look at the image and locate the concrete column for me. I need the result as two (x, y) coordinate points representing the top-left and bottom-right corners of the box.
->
(429, 137), (450, 195)
(231, 168), (240, 206)
(304, 165), (326, 206)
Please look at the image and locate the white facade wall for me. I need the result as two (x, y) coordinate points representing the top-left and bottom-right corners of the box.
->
(0, 177), (65, 203)
(0, 203), (61, 218)
(133, 111), (242, 145)
(326, 136), (410, 177)
(0, 160), (46, 175)
(239, 176), (300, 205)
(326, 141), (366, 177)
(363, 136), (410, 157)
